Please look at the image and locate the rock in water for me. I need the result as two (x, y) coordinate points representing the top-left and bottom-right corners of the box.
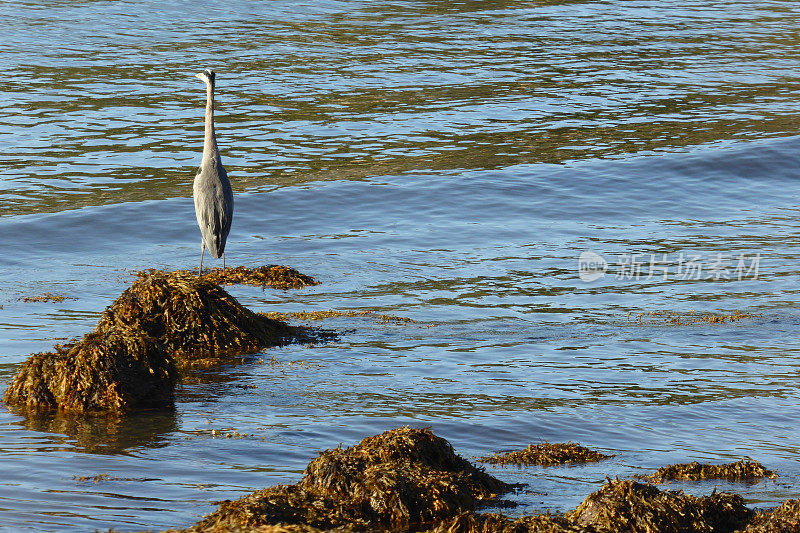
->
(4, 271), (311, 413)
(4, 331), (176, 412)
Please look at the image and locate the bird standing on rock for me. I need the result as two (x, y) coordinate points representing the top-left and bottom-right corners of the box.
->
(193, 68), (233, 272)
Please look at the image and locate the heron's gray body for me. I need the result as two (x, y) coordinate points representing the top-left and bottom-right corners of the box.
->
(194, 156), (233, 258)
(193, 69), (233, 266)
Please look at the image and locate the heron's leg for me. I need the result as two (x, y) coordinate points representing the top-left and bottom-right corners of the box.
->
(199, 242), (205, 273)
(223, 252), (226, 271)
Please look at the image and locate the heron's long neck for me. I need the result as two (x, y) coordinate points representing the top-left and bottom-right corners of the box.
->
(202, 82), (219, 161)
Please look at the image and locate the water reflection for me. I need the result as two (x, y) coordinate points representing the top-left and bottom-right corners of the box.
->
(7, 408), (177, 455)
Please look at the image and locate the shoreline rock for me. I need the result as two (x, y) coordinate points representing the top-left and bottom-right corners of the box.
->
(169, 428), (794, 533)
(3, 268), (322, 413)
(479, 442), (611, 467)
(190, 427), (512, 532)
(154, 265), (320, 289)
(642, 459), (777, 484)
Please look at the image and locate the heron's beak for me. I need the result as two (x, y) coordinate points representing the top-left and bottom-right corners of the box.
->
(195, 73), (205, 81)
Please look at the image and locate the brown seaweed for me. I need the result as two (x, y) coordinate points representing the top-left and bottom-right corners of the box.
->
(170, 523), (346, 533)
(741, 499), (800, 532)
(191, 427), (511, 532)
(262, 309), (415, 325)
(4, 270), (322, 413)
(99, 271), (304, 363)
(146, 265), (319, 289)
(644, 459), (777, 484)
(3, 330), (176, 412)
(170, 428), (800, 533)
(479, 442), (610, 468)
(421, 511), (582, 532)
(569, 479), (752, 533)
(18, 292), (72, 303)
(628, 310), (762, 326)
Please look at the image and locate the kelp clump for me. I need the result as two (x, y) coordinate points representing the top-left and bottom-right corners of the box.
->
(644, 459), (777, 484)
(98, 271), (301, 364)
(18, 292), (70, 303)
(421, 511), (581, 533)
(173, 429), (800, 533)
(479, 442), (611, 467)
(262, 309), (416, 325)
(628, 310), (762, 326)
(569, 479), (752, 533)
(426, 480), (793, 533)
(192, 427), (512, 532)
(742, 499), (800, 532)
(5, 271), (313, 412)
(175, 523), (346, 533)
(154, 265), (319, 289)
(4, 331), (176, 412)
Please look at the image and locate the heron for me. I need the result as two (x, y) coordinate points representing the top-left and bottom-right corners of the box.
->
(193, 68), (233, 272)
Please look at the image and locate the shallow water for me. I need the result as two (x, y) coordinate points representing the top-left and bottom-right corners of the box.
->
(2, 0), (800, 530)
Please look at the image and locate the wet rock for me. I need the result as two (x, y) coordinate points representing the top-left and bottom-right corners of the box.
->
(4, 270), (319, 413)
(4, 331), (176, 413)
(158, 265), (319, 289)
(191, 427), (512, 532)
(479, 442), (611, 467)
(644, 459), (777, 484)
(569, 479), (752, 533)
(99, 271), (302, 364)
(741, 499), (800, 532)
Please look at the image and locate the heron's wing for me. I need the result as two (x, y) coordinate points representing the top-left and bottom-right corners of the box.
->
(193, 168), (231, 257)
(219, 165), (234, 236)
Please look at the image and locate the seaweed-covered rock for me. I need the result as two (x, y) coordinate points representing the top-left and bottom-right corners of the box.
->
(4, 270), (317, 413)
(421, 511), (581, 533)
(193, 427), (511, 532)
(479, 442), (610, 467)
(299, 426), (510, 526)
(645, 459), (777, 484)
(172, 429), (800, 533)
(193, 483), (370, 531)
(4, 330), (176, 412)
(174, 523), (340, 533)
(158, 265), (319, 289)
(741, 499), (800, 532)
(99, 271), (299, 363)
(569, 479), (752, 532)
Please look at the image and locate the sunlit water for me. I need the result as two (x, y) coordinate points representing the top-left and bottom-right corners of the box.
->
(1, 0), (800, 530)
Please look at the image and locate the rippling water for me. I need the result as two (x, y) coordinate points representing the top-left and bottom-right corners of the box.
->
(2, 0), (800, 530)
